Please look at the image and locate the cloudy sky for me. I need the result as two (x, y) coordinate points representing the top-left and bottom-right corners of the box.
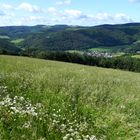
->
(0, 0), (140, 26)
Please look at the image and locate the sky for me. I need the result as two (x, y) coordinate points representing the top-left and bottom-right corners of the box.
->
(0, 0), (140, 26)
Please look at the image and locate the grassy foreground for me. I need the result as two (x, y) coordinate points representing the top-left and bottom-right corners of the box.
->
(0, 55), (140, 140)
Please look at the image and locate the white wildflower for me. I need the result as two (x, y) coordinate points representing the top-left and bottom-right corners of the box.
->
(23, 121), (31, 128)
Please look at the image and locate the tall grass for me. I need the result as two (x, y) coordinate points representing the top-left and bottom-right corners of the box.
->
(0, 55), (140, 140)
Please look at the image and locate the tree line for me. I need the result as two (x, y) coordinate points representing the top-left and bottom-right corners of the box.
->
(20, 50), (140, 72)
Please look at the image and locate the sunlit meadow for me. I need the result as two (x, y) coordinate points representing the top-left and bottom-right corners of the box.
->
(0, 55), (140, 140)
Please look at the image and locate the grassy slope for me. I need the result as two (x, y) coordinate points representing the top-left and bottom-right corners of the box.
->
(0, 55), (140, 140)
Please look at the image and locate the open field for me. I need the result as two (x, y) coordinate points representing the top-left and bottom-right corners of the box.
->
(11, 39), (24, 45)
(67, 50), (84, 54)
(0, 55), (140, 140)
(112, 52), (125, 57)
(89, 48), (112, 52)
(131, 54), (140, 59)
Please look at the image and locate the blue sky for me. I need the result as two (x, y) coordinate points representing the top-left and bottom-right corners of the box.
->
(0, 0), (140, 26)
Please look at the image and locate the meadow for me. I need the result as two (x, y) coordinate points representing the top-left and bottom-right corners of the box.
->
(131, 54), (140, 59)
(88, 48), (112, 52)
(0, 55), (140, 140)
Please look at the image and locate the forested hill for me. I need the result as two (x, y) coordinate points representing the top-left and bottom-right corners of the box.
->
(0, 23), (140, 52)
(0, 25), (46, 39)
(0, 38), (20, 54)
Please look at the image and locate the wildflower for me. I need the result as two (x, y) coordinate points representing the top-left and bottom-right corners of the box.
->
(63, 134), (70, 140)
(23, 121), (31, 128)
(36, 103), (42, 108)
(19, 96), (24, 101)
(89, 135), (97, 140)
(68, 128), (74, 133)
(120, 105), (126, 109)
(38, 138), (45, 140)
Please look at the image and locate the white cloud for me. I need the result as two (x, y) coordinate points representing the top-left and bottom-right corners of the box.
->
(47, 7), (57, 15)
(92, 13), (113, 21)
(55, 10), (133, 25)
(0, 13), (16, 26)
(0, 3), (16, 26)
(91, 13), (132, 25)
(90, 13), (132, 23)
(0, 1), (133, 26)
(0, 3), (15, 17)
(0, 3), (13, 10)
(60, 9), (131, 22)
(115, 13), (132, 22)
(63, 9), (82, 18)
(20, 16), (46, 24)
(0, 12), (133, 26)
(56, 0), (71, 5)
(18, 2), (43, 13)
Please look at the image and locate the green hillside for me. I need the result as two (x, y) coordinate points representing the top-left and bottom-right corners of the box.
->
(0, 38), (20, 54)
(0, 25), (46, 39)
(0, 23), (140, 52)
(21, 23), (140, 51)
(21, 25), (135, 51)
(0, 55), (140, 140)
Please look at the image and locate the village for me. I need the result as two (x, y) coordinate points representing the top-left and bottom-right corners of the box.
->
(86, 51), (113, 58)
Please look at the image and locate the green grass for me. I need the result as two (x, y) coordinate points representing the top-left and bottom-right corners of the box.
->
(67, 50), (84, 54)
(112, 52), (125, 57)
(89, 48), (112, 52)
(131, 54), (140, 59)
(0, 55), (140, 140)
(11, 39), (24, 45)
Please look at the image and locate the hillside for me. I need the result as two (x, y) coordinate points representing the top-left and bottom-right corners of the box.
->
(21, 24), (139, 51)
(0, 23), (140, 52)
(0, 25), (46, 39)
(0, 55), (140, 140)
(0, 38), (20, 54)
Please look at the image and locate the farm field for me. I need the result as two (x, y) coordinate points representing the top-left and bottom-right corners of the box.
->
(89, 48), (112, 52)
(11, 39), (24, 45)
(0, 55), (140, 140)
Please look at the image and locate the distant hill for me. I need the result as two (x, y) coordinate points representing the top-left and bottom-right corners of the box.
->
(0, 25), (46, 39)
(0, 23), (140, 52)
(20, 23), (140, 51)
